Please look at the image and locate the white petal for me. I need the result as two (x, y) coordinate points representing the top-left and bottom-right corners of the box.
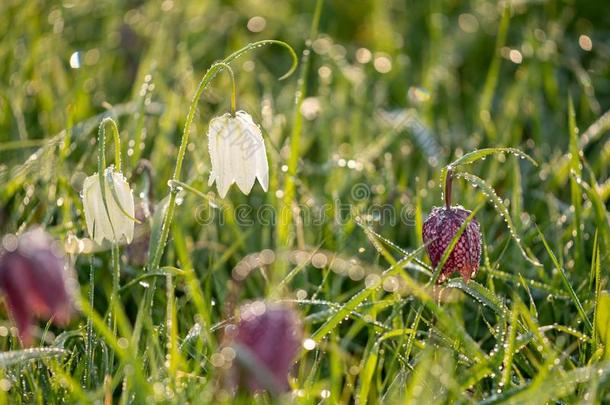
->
(232, 115), (256, 194)
(95, 176), (114, 244)
(255, 140), (269, 192)
(234, 112), (269, 193)
(109, 171), (135, 243)
(217, 122), (234, 198)
(236, 111), (266, 193)
(90, 174), (113, 244)
(207, 111), (270, 198)
(209, 114), (234, 198)
(81, 170), (135, 245)
(82, 175), (101, 243)
(208, 170), (217, 187)
(235, 110), (255, 127)
(207, 115), (225, 191)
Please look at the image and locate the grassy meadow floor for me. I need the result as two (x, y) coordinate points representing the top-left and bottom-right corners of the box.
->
(0, 0), (609, 403)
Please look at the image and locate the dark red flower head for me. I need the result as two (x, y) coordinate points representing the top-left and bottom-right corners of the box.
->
(422, 205), (481, 283)
(228, 301), (302, 393)
(0, 228), (76, 345)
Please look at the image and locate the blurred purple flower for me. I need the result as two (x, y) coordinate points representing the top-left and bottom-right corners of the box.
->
(0, 228), (76, 346)
(229, 301), (302, 393)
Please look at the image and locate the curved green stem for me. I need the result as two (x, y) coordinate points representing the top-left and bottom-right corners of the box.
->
(98, 117), (122, 173)
(214, 63), (237, 115)
(169, 40), (296, 189)
(137, 40), (298, 349)
(95, 117), (125, 371)
(148, 39), (297, 274)
(97, 117), (123, 240)
(108, 243), (120, 370)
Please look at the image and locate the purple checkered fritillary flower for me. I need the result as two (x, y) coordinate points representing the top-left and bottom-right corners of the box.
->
(422, 170), (481, 283)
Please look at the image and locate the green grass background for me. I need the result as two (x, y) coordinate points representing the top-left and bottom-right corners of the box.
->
(0, 0), (609, 403)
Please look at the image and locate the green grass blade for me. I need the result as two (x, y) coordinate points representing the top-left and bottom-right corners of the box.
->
(535, 226), (593, 333)
(456, 171), (541, 267)
(596, 292), (610, 360)
(448, 147), (538, 169)
(0, 348), (66, 368)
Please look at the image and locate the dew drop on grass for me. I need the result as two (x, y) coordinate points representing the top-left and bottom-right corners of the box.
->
(303, 338), (316, 350)
(69, 51), (81, 69)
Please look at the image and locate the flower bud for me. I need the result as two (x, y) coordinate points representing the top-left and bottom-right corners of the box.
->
(82, 167), (135, 245)
(229, 301), (301, 393)
(0, 228), (76, 345)
(422, 205), (481, 283)
(207, 111), (269, 198)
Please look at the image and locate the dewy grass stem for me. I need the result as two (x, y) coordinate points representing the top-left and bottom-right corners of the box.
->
(95, 117), (125, 370)
(108, 243), (120, 370)
(97, 118), (122, 240)
(277, 0), (323, 251)
(85, 259), (95, 389)
(272, 0), (324, 293)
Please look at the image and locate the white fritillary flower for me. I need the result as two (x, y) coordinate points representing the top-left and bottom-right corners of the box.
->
(207, 110), (269, 198)
(82, 168), (135, 245)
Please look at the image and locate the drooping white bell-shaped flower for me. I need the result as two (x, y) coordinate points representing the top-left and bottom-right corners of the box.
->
(82, 167), (135, 245)
(207, 110), (269, 198)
